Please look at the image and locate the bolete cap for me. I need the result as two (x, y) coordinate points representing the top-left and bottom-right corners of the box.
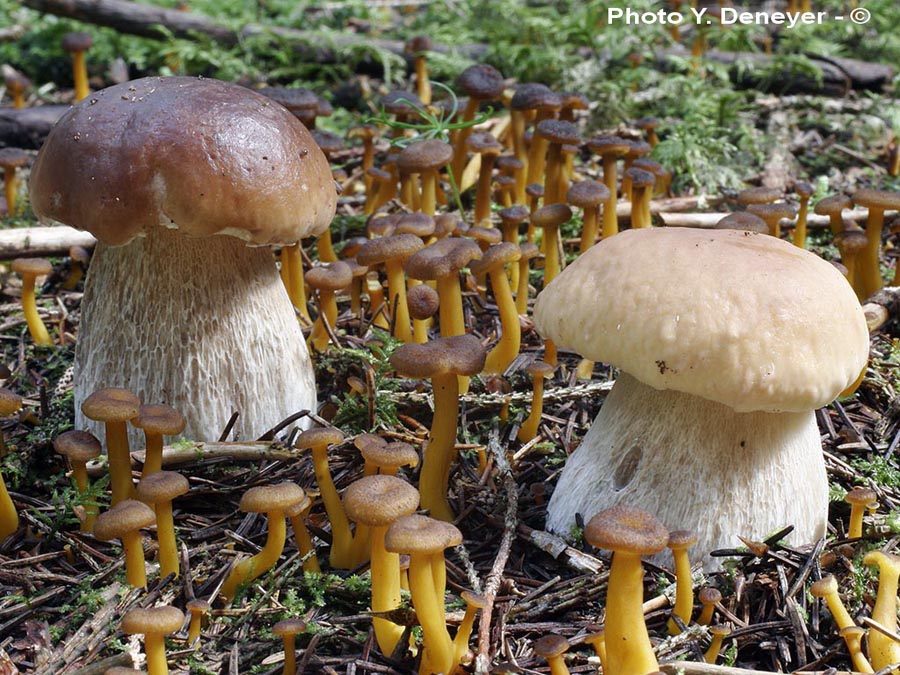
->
(93, 499), (156, 541)
(54, 430), (102, 463)
(343, 474), (420, 526)
(121, 605), (185, 635)
(82, 388), (140, 423)
(136, 470), (189, 503)
(239, 482), (306, 513)
(390, 333), (487, 379)
(583, 504), (669, 555)
(533, 227), (868, 413)
(29, 77), (336, 247)
(132, 404), (186, 437)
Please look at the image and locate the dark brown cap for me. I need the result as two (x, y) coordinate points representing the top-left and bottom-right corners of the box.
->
(737, 186), (782, 206)
(470, 242), (521, 276)
(853, 188), (900, 210)
(405, 237), (482, 281)
(390, 333), (486, 378)
(61, 32), (94, 52)
(510, 83), (560, 112)
(567, 180), (611, 208)
(395, 213), (436, 238)
(587, 136), (630, 156)
(532, 634), (569, 659)
(814, 194), (851, 216)
(121, 605), (185, 636)
(397, 139), (453, 174)
(531, 204), (573, 229)
(136, 470), (189, 503)
(457, 64), (504, 100)
(536, 119), (581, 146)
(714, 212), (768, 233)
(273, 617), (307, 636)
(407, 283), (440, 320)
(0, 148), (28, 170)
(305, 261), (353, 291)
(384, 513), (462, 554)
(30, 77), (336, 247)
(357, 234), (424, 267)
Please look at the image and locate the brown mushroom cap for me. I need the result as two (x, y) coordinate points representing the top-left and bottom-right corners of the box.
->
(499, 205), (530, 228)
(467, 226), (502, 247)
(667, 529), (699, 550)
(367, 214), (400, 239)
(29, 77), (336, 247)
(532, 634), (570, 659)
(357, 234), (424, 267)
(382, 90), (424, 116)
(54, 430), (102, 463)
(121, 605), (185, 635)
(433, 213), (461, 239)
(132, 404), (186, 437)
(258, 86), (320, 116)
(239, 482), (306, 513)
(698, 586), (722, 604)
(395, 213), (436, 239)
(835, 229), (867, 254)
(390, 333), (487, 379)
(587, 136), (630, 157)
(406, 283), (440, 320)
(343, 474), (420, 526)
(853, 188), (900, 211)
(795, 182), (814, 198)
(583, 505), (669, 555)
(273, 617), (307, 636)
(737, 186), (782, 206)
(815, 194), (852, 216)
(136, 470), (189, 503)
(531, 203), (573, 229)
(846, 486), (877, 507)
(519, 242), (541, 261)
(747, 202), (798, 221)
(567, 180), (611, 208)
(355, 435), (419, 469)
(61, 32), (94, 52)
(624, 167), (655, 189)
(526, 360), (554, 378)
(467, 132), (503, 155)
(93, 499), (156, 541)
(0, 148), (29, 169)
(11, 258), (53, 277)
(714, 212), (769, 233)
(81, 388), (140, 423)
(510, 83), (561, 112)
(384, 513), (463, 554)
(536, 119), (581, 146)
(405, 238), (483, 281)
(0, 388), (23, 416)
(294, 426), (345, 450)
(470, 242), (522, 276)
(305, 261), (353, 291)
(457, 64), (505, 100)
(397, 139), (453, 174)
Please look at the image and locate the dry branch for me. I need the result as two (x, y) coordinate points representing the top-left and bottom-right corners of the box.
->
(0, 105), (68, 148)
(660, 664), (856, 675)
(660, 209), (883, 229)
(0, 225), (96, 259)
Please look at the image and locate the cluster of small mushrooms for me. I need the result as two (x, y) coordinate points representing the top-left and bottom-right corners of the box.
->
(1, 27), (899, 675)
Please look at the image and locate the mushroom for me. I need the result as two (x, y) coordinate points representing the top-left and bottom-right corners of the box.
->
(306, 261), (352, 352)
(0, 388), (22, 540)
(714, 211), (768, 233)
(532, 634), (571, 675)
(567, 180), (611, 254)
(839, 625), (874, 674)
(397, 139), (453, 216)
(132, 404), (186, 476)
(62, 245), (91, 291)
(747, 202), (797, 239)
(29, 77), (336, 445)
(53, 430), (102, 532)
(809, 575), (855, 632)
(343, 474), (420, 655)
(407, 283), (440, 344)
(11, 258), (54, 346)
(405, 36), (433, 104)
(390, 334), (486, 521)
(793, 182), (814, 248)
(666, 529), (698, 635)
(624, 167), (656, 229)
(61, 32), (93, 102)
(534, 228), (868, 568)
(705, 624), (732, 664)
(135, 470), (189, 578)
(516, 360), (554, 444)
(586, 136), (630, 238)
(93, 499), (156, 587)
(584, 505), (669, 675)
(3, 68), (30, 109)
(814, 193), (851, 237)
(220, 482), (306, 602)
(121, 605), (184, 675)
(185, 598), (210, 646)
(470, 243), (522, 374)
(852, 188), (900, 298)
(450, 64), (505, 182)
(82, 388), (141, 506)
(863, 550), (900, 672)
(0, 148), (28, 217)
(285, 489), (320, 574)
(846, 486), (877, 539)
(272, 618), (307, 675)
(535, 120), (581, 205)
(466, 132), (504, 224)
(452, 590), (487, 666)
(515, 243), (540, 315)
(696, 586), (722, 625)
(357, 234), (424, 343)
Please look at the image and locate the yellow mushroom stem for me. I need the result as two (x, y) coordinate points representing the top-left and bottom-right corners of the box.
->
(517, 372), (548, 444)
(187, 608), (205, 645)
(281, 244), (311, 322)
(106, 420), (135, 505)
(794, 198), (811, 249)
(704, 628), (729, 664)
(370, 524), (404, 655)
(142, 430), (165, 476)
(71, 50), (90, 102)
(452, 596), (484, 666)
(155, 499), (179, 578)
(600, 156), (619, 238)
(3, 169), (19, 217)
(385, 259), (413, 343)
(69, 460), (97, 531)
(409, 552), (454, 675)
(584, 632), (608, 672)
(605, 551), (660, 675)
(849, 503), (869, 539)
(543, 145), (566, 205)
(308, 287), (339, 352)
(862, 207), (886, 298)
(483, 267), (520, 374)
(436, 275), (465, 339)
(220, 508), (288, 602)
(309, 442), (356, 569)
(289, 508), (321, 574)
(667, 547), (695, 635)
(318, 230), (338, 263)
(840, 626), (875, 673)
(544, 339), (558, 368)
(515, 257), (532, 315)
(121, 529), (149, 588)
(11, 89), (25, 109)
(420, 168), (440, 216)
(420, 372), (460, 522)
(0, 472), (18, 540)
(18, 271), (52, 346)
(526, 134), (550, 189)
(367, 275), (391, 331)
(864, 551), (900, 672)
(415, 56), (431, 105)
(579, 205), (601, 255)
(450, 98), (480, 182)
(812, 577), (855, 632)
(474, 155), (497, 224)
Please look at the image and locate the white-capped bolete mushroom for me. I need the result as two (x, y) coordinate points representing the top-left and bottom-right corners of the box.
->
(29, 77), (336, 445)
(534, 227), (868, 568)
(121, 605), (184, 675)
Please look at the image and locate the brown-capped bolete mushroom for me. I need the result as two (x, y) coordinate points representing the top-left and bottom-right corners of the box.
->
(29, 77), (336, 445)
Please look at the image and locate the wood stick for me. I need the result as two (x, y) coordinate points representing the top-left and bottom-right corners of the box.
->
(0, 225), (96, 259)
(659, 662), (857, 675)
(660, 209), (884, 229)
(862, 286), (900, 332)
